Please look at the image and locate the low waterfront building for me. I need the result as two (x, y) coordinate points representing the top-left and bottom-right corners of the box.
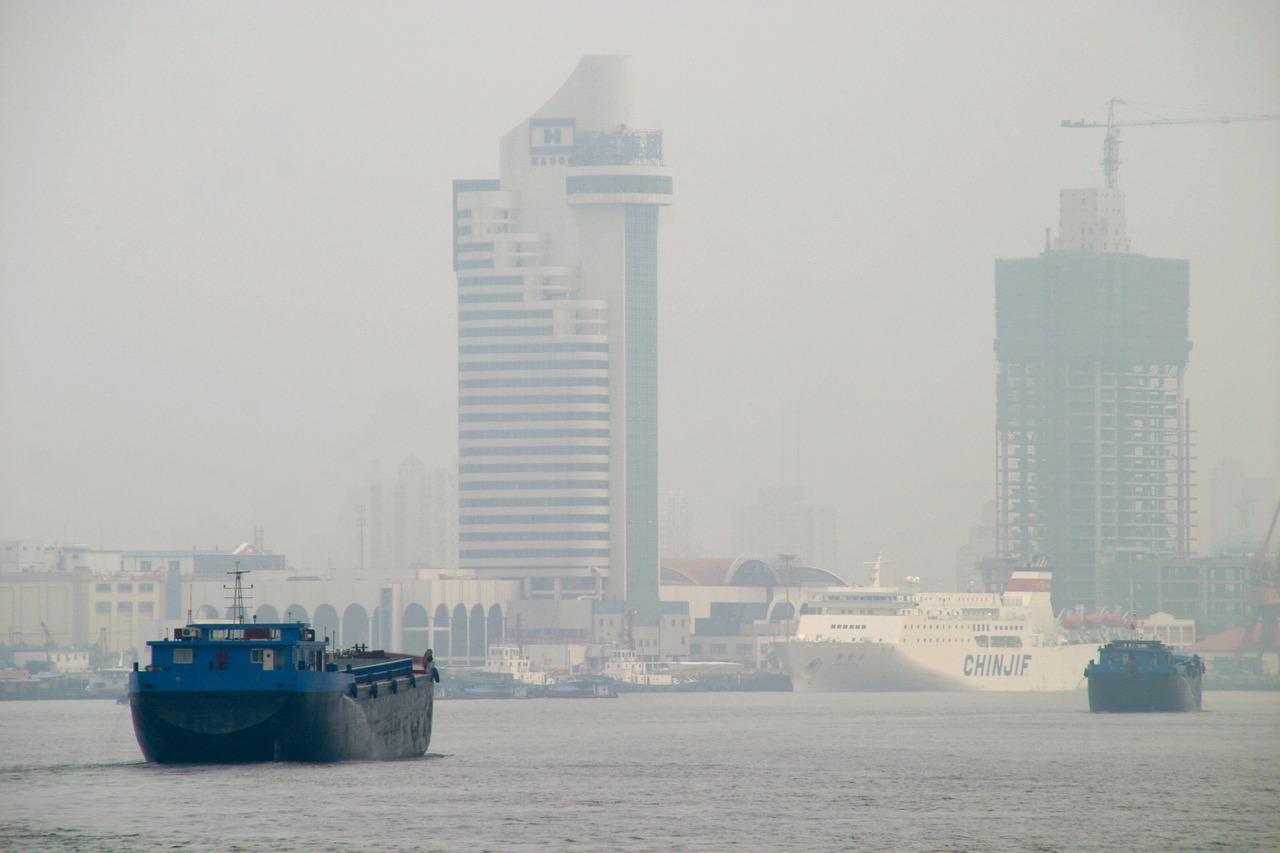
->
(1, 540), (289, 653)
(1150, 553), (1253, 636)
(660, 555), (847, 667)
(1139, 611), (1196, 646)
(0, 565), (89, 647)
(12, 648), (92, 673)
(172, 568), (521, 667)
(0, 541), (61, 573)
(1188, 624), (1279, 683)
(505, 597), (689, 660)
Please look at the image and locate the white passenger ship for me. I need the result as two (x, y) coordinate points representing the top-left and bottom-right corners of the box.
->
(777, 561), (1095, 692)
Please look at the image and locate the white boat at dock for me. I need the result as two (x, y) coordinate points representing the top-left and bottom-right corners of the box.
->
(601, 648), (691, 690)
(480, 644), (552, 686)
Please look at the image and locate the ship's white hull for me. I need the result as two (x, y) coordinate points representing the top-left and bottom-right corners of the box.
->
(779, 640), (1095, 692)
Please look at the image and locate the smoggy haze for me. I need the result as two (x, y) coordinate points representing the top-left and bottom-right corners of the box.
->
(1, 1), (1277, 584)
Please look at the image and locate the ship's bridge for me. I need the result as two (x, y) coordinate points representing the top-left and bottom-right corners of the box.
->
(801, 589), (916, 616)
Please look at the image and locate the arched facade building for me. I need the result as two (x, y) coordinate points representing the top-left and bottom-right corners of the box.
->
(181, 572), (520, 664)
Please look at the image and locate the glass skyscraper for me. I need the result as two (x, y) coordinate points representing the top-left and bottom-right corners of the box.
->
(452, 57), (672, 623)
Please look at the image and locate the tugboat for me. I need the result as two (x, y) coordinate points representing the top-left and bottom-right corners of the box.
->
(1084, 639), (1204, 712)
(481, 644), (552, 686)
(601, 648), (692, 691)
(127, 570), (434, 762)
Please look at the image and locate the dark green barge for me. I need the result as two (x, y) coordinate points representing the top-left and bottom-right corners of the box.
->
(1085, 639), (1203, 712)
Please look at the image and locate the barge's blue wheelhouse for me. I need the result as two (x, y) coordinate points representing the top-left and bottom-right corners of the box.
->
(1084, 639), (1203, 712)
(128, 580), (432, 762)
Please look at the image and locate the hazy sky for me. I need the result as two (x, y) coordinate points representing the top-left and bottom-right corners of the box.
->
(2, 1), (1277, 584)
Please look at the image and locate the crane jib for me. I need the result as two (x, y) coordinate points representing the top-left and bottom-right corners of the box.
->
(1058, 97), (1279, 188)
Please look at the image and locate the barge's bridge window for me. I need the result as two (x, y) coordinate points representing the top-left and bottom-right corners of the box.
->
(210, 628), (282, 641)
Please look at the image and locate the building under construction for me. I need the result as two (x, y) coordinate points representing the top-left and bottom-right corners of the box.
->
(995, 189), (1193, 612)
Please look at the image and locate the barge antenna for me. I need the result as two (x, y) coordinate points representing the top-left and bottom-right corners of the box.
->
(224, 562), (254, 624)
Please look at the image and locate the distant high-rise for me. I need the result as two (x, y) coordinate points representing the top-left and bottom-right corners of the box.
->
(1204, 461), (1276, 555)
(659, 491), (692, 558)
(398, 458), (459, 570)
(955, 499), (999, 593)
(452, 57), (672, 623)
(367, 458), (457, 571)
(731, 486), (838, 571)
(995, 189), (1193, 611)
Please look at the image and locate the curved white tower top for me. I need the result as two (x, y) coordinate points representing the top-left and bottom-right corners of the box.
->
(454, 57), (672, 625)
(532, 54), (633, 127)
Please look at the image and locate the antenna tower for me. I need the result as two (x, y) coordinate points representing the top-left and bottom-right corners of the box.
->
(223, 561), (253, 624)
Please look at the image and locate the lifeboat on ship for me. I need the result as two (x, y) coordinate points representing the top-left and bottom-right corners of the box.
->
(1103, 611), (1128, 628)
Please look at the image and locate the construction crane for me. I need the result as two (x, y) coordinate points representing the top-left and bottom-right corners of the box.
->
(1061, 98), (1280, 188)
(40, 621), (54, 664)
(1236, 497), (1280, 661)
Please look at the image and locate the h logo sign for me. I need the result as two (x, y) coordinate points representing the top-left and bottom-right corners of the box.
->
(530, 118), (574, 154)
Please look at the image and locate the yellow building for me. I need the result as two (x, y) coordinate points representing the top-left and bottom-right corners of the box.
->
(88, 573), (165, 653)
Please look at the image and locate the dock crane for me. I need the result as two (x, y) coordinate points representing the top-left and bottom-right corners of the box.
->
(1236, 498), (1280, 661)
(1061, 98), (1279, 188)
(40, 621), (54, 665)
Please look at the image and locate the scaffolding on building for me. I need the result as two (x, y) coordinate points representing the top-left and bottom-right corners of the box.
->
(995, 253), (1195, 611)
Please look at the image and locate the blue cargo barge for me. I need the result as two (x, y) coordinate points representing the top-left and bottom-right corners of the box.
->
(1084, 639), (1204, 712)
(128, 617), (433, 762)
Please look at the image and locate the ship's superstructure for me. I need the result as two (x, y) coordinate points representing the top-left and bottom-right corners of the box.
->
(601, 648), (686, 689)
(778, 569), (1096, 691)
(482, 644), (551, 686)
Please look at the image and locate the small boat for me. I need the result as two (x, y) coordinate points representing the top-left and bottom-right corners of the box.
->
(457, 682), (530, 699)
(601, 649), (691, 691)
(85, 657), (132, 701)
(1084, 639), (1204, 712)
(481, 644), (551, 686)
(543, 679), (617, 699)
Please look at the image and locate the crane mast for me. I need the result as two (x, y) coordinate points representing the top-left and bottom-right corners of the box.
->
(1061, 97), (1279, 188)
(1235, 497), (1280, 663)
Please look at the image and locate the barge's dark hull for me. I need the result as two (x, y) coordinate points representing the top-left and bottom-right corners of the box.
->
(1087, 672), (1201, 712)
(129, 678), (432, 762)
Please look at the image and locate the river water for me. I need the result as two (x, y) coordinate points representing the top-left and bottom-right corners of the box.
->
(0, 691), (1277, 851)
